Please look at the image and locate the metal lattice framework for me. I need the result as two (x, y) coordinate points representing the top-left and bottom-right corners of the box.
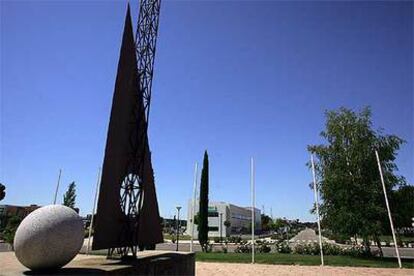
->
(136, 0), (161, 123)
(110, 0), (161, 259)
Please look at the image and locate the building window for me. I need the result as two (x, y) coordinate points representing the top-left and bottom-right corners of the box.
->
(208, 211), (219, 217)
(208, 226), (219, 231)
(231, 214), (250, 221)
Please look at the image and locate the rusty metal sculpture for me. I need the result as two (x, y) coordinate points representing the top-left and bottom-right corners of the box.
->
(92, 1), (163, 259)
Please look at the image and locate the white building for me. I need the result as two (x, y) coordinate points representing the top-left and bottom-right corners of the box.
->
(187, 200), (261, 238)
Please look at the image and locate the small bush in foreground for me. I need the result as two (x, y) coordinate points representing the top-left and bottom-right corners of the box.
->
(235, 243), (251, 253)
(227, 236), (242, 244)
(276, 241), (292, 253)
(258, 243), (271, 253)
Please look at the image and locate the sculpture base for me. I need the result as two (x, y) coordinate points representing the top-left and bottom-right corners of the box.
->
(0, 250), (195, 275)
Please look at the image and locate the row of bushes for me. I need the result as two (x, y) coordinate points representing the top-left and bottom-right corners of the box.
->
(226, 236), (243, 244)
(278, 241), (372, 257)
(322, 230), (414, 247)
(234, 242), (271, 253)
(212, 236), (243, 244)
(234, 241), (372, 257)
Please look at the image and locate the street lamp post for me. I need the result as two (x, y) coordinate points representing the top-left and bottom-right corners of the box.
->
(87, 167), (101, 255)
(176, 206), (181, 251)
(251, 157), (255, 264)
(375, 150), (401, 268)
(311, 154), (324, 266)
(190, 162), (198, 252)
(53, 169), (62, 204)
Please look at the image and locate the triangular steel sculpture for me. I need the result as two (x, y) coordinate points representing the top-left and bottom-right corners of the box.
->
(92, 5), (163, 253)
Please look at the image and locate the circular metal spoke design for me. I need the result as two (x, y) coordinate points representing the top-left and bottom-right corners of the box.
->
(120, 173), (144, 217)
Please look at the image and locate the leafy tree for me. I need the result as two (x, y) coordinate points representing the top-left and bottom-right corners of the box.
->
(261, 214), (272, 231)
(392, 185), (414, 229)
(271, 217), (287, 232)
(198, 151), (209, 252)
(308, 107), (405, 254)
(63, 181), (77, 210)
(2, 216), (21, 247)
(0, 183), (5, 201)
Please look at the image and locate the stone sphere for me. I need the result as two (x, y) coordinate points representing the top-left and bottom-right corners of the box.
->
(14, 205), (84, 271)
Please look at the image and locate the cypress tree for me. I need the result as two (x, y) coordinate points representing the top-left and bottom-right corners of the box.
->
(63, 181), (77, 210)
(0, 183), (5, 201)
(198, 150), (209, 251)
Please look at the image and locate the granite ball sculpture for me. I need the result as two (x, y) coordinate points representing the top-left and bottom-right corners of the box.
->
(14, 204), (84, 271)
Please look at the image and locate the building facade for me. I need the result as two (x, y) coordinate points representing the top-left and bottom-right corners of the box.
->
(186, 200), (261, 238)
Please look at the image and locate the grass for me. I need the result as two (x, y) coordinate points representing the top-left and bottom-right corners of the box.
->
(195, 252), (414, 269)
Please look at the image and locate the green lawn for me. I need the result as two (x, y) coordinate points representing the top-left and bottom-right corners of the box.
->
(195, 253), (414, 269)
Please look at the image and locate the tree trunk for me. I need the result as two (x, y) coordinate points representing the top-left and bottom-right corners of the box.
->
(362, 237), (371, 256)
(374, 235), (383, 257)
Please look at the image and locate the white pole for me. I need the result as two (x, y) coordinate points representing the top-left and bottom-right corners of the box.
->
(190, 162), (198, 252)
(53, 169), (62, 204)
(375, 150), (402, 268)
(251, 157), (255, 264)
(311, 154), (324, 266)
(87, 167), (102, 255)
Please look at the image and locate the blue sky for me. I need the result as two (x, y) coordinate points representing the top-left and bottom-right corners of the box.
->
(1, 1), (412, 222)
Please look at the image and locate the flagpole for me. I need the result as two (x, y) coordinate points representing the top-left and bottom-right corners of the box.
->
(87, 167), (102, 255)
(251, 157), (255, 264)
(53, 169), (62, 204)
(311, 154), (324, 266)
(375, 150), (401, 268)
(190, 162), (198, 252)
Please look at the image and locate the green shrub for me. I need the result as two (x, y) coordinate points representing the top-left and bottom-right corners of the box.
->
(2, 216), (21, 246)
(235, 241), (272, 254)
(322, 243), (341, 255)
(292, 242), (343, 256)
(234, 243), (251, 253)
(341, 244), (372, 257)
(293, 243), (320, 255)
(228, 236), (242, 244)
(270, 240), (377, 257)
(258, 243), (271, 253)
(275, 241), (292, 254)
(271, 233), (286, 240)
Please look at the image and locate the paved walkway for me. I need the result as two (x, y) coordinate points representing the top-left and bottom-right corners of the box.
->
(289, 228), (331, 243)
(196, 262), (413, 276)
